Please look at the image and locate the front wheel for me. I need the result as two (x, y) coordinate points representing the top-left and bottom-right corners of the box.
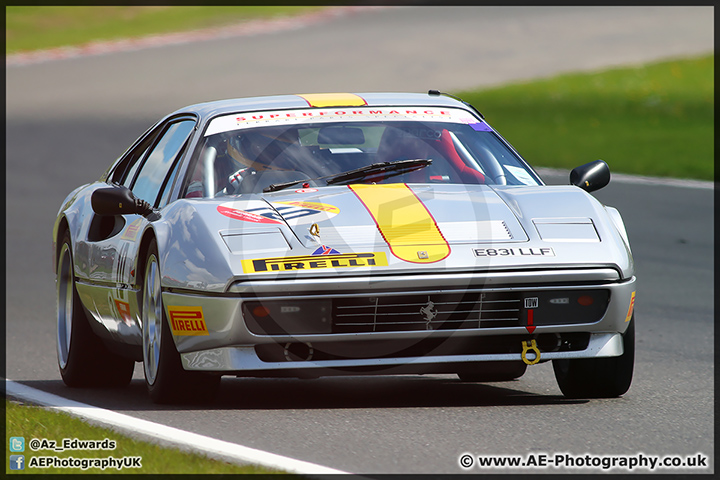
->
(56, 231), (134, 387)
(141, 239), (220, 404)
(553, 316), (635, 398)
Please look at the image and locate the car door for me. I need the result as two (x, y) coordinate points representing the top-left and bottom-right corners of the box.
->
(79, 117), (196, 345)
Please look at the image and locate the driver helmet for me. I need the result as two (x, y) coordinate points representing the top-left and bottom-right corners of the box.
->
(227, 128), (299, 172)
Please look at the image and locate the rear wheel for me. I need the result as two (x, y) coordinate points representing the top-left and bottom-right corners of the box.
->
(56, 231), (134, 387)
(553, 317), (635, 398)
(457, 361), (527, 382)
(141, 239), (220, 404)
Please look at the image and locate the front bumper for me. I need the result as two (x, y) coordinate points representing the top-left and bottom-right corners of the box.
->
(179, 332), (623, 375)
(161, 268), (636, 374)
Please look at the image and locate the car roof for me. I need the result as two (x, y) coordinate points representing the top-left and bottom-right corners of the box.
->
(169, 92), (473, 123)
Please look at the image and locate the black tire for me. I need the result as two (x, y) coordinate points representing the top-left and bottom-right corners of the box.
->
(56, 231), (134, 387)
(553, 316), (635, 398)
(457, 361), (527, 382)
(141, 239), (220, 404)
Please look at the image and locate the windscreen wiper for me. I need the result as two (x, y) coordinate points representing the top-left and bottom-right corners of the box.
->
(264, 158), (432, 193)
(325, 158), (432, 185)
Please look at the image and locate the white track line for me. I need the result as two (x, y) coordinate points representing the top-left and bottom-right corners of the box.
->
(534, 167), (714, 190)
(5, 380), (350, 475)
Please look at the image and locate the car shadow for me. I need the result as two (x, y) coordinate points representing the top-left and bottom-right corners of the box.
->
(15, 375), (587, 412)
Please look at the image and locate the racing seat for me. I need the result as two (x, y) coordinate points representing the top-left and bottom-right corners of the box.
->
(438, 129), (485, 184)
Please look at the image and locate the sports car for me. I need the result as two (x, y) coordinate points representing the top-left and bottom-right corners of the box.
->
(53, 91), (636, 403)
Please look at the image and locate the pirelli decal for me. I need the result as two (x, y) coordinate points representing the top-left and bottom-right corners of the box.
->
(167, 306), (209, 336)
(242, 252), (388, 273)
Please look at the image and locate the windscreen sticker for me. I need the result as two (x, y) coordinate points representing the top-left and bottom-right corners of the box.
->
(349, 183), (450, 264)
(205, 106), (478, 136)
(469, 122), (493, 132)
(504, 165), (538, 185)
(167, 306), (209, 336)
(242, 252), (388, 273)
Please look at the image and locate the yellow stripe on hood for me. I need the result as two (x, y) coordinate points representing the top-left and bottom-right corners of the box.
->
(349, 183), (450, 263)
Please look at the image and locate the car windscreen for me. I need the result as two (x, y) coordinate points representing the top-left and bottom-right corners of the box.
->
(184, 106), (541, 197)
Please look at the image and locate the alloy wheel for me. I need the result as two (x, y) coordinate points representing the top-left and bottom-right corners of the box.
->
(142, 253), (162, 385)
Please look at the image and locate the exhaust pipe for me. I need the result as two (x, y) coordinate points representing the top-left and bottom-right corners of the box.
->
(283, 342), (314, 362)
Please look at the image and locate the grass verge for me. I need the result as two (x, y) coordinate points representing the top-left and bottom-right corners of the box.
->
(6, 8), (712, 180)
(5, 399), (285, 474)
(6, 6), (325, 54)
(459, 55), (713, 180)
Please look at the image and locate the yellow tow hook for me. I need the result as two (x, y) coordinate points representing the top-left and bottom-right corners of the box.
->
(521, 339), (541, 365)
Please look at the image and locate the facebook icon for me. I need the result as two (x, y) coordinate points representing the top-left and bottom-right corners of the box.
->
(10, 455), (25, 470)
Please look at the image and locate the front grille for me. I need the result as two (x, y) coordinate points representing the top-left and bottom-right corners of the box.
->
(333, 292), (522, 333)
(243, 289), (609, 336)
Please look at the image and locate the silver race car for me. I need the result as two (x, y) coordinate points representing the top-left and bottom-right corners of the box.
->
(53, 92), (636, 403)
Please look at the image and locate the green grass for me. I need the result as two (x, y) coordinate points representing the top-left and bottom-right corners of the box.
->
(6, 7), (712, 181)
(459, 55), (714, 180)
(5, 6), (325, 54)
(5, 399), (286, 474)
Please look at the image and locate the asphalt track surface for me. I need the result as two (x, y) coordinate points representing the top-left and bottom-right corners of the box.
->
(5, 6), (714, 475)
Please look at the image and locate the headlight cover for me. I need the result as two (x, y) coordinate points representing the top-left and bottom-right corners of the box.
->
(533, 218), (600, 242)
(221, 230), (290, 254)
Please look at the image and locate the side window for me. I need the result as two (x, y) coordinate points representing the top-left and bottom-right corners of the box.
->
(131, 120), (195, 206)
(107, 125), (161, 186)
(119, 143), (151, 188)
(157, 151), (184, 208)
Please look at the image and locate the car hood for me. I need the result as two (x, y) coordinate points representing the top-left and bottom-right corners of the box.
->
(275, 184), (527, 251)
(161, 183), (633, 291)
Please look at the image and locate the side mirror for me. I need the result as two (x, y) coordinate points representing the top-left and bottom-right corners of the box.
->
(570, 160), (610, 192)
(91, 185), (153, 217)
